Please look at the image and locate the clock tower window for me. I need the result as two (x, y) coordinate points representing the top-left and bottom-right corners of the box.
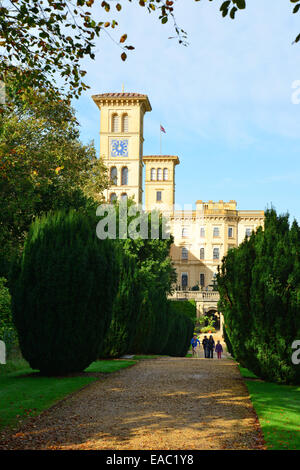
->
(121, 167), (128, 185)
(112, 114), (119, 133)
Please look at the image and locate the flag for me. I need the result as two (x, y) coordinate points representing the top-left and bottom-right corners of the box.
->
(160, 124), (166, 134)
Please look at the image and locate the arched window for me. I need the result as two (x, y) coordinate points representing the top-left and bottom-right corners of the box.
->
(163, 168), (168, 181)
(213, 247), (220, 260)
(157, 168), (162, 181)
(121, 193), (127, 201)
(122, 114), (129, 133)
(110, 167), (117, 185)
(110, 193), (117, 203)
(181, 273), (188, 290)
(200, 248), (205, 260)
(181, 247), (188, 260)
(112, 114), (119, 133)
(150, 168), (156, 181)
(121, 167), (128, 185)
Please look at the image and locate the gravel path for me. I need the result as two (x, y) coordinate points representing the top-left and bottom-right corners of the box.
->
(0, 356), (265, 450)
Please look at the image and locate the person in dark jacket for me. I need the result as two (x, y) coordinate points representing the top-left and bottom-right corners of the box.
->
(202, 336), (209, 358)
(207, 335), (215, 358)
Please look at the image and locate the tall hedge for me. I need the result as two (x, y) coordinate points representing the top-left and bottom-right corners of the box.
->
(100, 253), (142, 358)
(218, 209), (300, 385)
(161, 302), (195, 357)
(11, 210), (119, 375)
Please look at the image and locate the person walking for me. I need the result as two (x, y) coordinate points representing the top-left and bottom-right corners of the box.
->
(215, 340), (223, 359)
(191, 335), (200, 357)
(207, 335), (215, 359)
(202, 335), (209, 358)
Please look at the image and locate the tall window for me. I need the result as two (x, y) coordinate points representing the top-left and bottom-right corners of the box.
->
(182, 227), (189, 238)
(181, 273), (188, 290)
(156, 191), (162, 202)
(122, 114), (128, 133)
(213, 247), (220, 260)
(110, 193), (117, 203)
(150, 168), (156, 181)
(163, 168), (168, 181)
(200, 273), (205, 288)
(110, 167), (117, 185)
(213, 227), (220, 237)
(246, 227), (252, 237)
(200, 248), (205, 260)
(157, 168), (162, 181)
(121, 167), (128, 185)
(112, 114), (119, 133)
(181, 247), (188, 260)
(121, 193), (127, 201)
(200, 227), (205, 238)
(228, 227), (234, 238)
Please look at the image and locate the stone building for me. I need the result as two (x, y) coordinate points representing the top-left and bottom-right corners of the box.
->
(92, 91), (264, 323)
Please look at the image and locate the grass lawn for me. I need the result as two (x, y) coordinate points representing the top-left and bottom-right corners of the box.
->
(0, 358), (136, 431)
(239, 366), (300, 450)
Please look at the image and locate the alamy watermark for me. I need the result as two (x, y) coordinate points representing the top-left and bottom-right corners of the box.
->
(0, 340), (6, 365)
(0, 80), (5, 105)
(291, 340), (300, 365)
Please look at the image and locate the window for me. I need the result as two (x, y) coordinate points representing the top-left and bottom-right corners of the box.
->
(163, 168), (168, 181)
(200, 273), (205, 288)
(121, 167), (128, 185)
(181, 273), (188, 290)
(110, 193), (117, 203)
(112, 114), (119, 133)
(157, 168), (162, 181)
(213, 227), (220, 237)
(200, 227), (205, 238)
(122, 114), (128, 133)
(181, 247), (188, 260)
(121, 193), (127, 201)
(246, 227), (252, 237)
(228, 227), (234, 238)
(182, 227), (189, 238)
(200, 247), (205, 260)
(150, 168), (156, 181)
(213, 247), (220, 260)
(156, 191), (162, 202)
(110, 167), (117, 185)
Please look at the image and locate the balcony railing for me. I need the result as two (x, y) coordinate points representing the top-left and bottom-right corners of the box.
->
(169, 290), (220, 302)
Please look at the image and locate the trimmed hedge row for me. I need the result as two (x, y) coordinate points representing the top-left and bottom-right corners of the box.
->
(11, 209), (194, 375)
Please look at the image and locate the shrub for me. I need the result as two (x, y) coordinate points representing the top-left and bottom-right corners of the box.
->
(11, 210), (119, 375)
(161, 301), (195, 356)
(218, 209), (300, 384)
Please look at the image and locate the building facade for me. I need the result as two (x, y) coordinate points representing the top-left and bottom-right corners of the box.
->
(93, 91), (265, 320)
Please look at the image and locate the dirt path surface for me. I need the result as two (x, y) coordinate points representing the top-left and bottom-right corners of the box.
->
(0, 356), (265, 450)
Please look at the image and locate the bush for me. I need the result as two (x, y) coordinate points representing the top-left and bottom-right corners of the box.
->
(161, 301), (195, 357)
(100, 253), (143, 358)
(168, 300), (197, 322)
(218, 209), (300, 384)
(200, 326), (216, 334)
(11, 210), (119, 375)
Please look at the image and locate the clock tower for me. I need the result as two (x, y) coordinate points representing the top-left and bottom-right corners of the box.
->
(92, 92), (152, 204)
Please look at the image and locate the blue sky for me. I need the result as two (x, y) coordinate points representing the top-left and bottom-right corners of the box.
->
(72, 1), (300, 222)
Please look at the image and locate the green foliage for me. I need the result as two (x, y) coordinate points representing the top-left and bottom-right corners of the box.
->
(200, 326), (216, 334)
(223, 323), (234, 356)
(11, 209), (119, 375)
(161, 303), (195, 357)
(168, 300), (197, 322)
(218, 209), (300, 384)
(0, 83), (108, 277)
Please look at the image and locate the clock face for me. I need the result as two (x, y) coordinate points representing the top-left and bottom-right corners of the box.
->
(111, 139), (128, 157)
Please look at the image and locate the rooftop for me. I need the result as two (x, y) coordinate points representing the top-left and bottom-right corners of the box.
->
(92, 93), (152, 111)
